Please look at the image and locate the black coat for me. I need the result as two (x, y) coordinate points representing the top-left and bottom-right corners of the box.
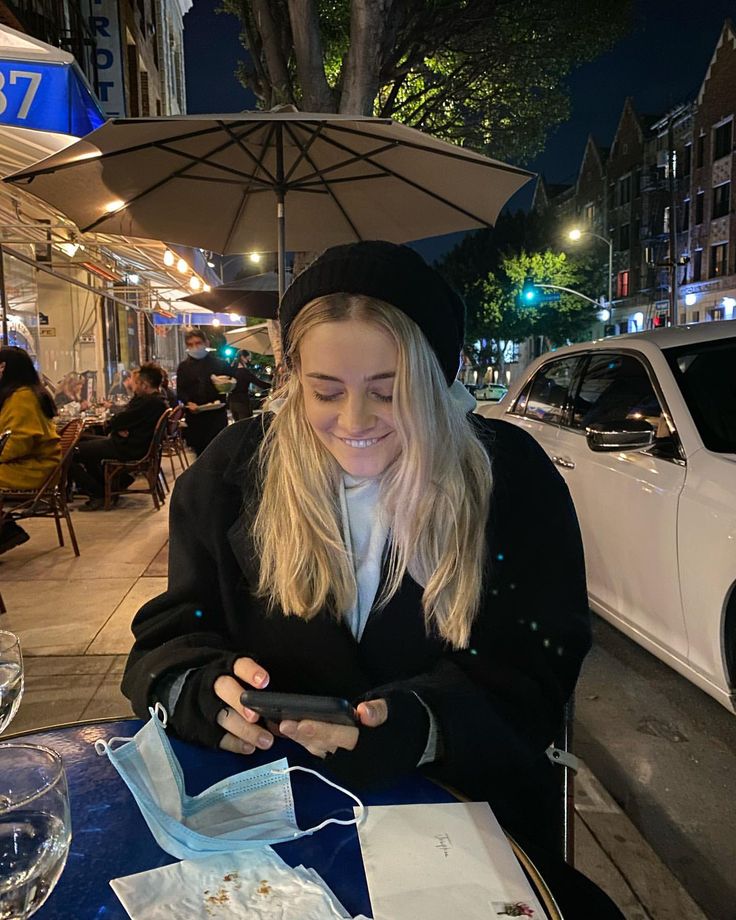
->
(122, 415), (590, 851)
(175, 353), (231, 406)
(108, 393), (167, 459)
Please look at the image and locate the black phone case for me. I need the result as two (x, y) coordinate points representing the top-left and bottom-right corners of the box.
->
(239, 690), (359, 726)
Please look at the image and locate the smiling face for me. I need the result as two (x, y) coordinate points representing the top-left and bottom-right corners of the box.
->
(298, 318), (400, 478)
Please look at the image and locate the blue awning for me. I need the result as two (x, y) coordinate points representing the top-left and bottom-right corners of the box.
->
(0, 25), (105, 138)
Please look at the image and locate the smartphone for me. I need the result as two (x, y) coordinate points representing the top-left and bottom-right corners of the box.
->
(239, 690), (359, 726)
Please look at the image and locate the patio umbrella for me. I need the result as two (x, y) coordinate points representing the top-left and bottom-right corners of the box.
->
(4, 111), (533, 301)
(179, 272), (290, 320)
(225, 323), (274, 355)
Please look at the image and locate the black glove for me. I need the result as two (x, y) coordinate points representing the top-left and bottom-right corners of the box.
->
(324, 689), (430, 788)
(162, 653), (240, 748)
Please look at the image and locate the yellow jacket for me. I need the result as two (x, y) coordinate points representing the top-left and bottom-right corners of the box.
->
(0, 387), (61, 490)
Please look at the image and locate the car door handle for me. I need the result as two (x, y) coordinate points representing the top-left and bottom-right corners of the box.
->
(551, 455), (576, 470)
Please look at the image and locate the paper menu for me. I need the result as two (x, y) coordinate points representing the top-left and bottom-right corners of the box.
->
(356, 802), (548, 920)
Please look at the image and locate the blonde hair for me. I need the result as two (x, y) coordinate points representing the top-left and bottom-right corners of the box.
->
(252, 294), (492, 648)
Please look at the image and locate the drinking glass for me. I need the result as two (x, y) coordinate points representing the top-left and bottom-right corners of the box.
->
(0, 632), (23, 734)
(0, 744), (72, 918)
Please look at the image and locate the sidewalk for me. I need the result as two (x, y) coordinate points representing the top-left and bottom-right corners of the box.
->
(0, 476), (708, 920)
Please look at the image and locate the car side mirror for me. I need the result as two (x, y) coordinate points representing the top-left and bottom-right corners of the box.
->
(585, 419), (656, 453)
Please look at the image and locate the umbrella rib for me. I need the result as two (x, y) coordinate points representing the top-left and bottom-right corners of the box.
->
(283, 122), (326, 183)
(290, 173), (392, 189)
(220, 121), (279, 186)
(312, 131), (499, 228)
(79, 121), (276, 235)
(282, 122), (363, 242)
(284, 140), (399, 185)
(220, 122), (280, 254)
(8, 121), (265, 180)
(323, 122), (534, 178)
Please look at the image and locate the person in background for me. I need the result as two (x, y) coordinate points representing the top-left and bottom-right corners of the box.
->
(108, 370), (130, 399)
(160, 370), (179, 410)
(71, 363), (167, 511)
(122, 242), (620, 919)
(0, 346), (61, 553)
(228, 350), (271, 421)
(175, 330), (231, 456)
(54, 372), (88, 411)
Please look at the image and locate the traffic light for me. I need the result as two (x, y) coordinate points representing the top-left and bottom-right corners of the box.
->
(520, 276), (540, 305)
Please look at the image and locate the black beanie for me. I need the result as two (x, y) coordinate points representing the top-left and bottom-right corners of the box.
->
(279, 241), (466, 385)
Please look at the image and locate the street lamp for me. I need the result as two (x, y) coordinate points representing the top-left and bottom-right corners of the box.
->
(568, 226), (613, 314)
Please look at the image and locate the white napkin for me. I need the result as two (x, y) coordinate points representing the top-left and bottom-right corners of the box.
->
(110, 849), (372, 919)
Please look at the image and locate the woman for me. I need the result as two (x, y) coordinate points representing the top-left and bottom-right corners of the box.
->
(54, 372), (87, 410)
(228, 350), (271, 421)
(123, 243), (618, 917)
(0, 346), (61, 553)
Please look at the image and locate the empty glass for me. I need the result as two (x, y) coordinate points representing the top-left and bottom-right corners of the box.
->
(0, 632), (23, 734)
(0, 744), (72, 918)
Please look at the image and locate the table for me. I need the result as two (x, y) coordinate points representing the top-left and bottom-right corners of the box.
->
(9, 719), (559, 920)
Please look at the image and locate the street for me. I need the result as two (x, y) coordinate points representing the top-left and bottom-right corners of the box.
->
(576, 615), (736, 919)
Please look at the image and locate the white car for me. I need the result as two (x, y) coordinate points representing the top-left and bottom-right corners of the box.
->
(474, 383), (509, 402)
(477, 322), (736, 712)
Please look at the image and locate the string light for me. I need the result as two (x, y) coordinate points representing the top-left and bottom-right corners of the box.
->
(163, 250), (175, 267)
(176, 258), (188, 274)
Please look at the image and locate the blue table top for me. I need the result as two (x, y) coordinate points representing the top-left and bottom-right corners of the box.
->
(17, 719), (458, 920)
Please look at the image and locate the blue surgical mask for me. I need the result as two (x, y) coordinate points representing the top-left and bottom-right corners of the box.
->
(186, 345), (208, 359)
(95, 705), (364, 861)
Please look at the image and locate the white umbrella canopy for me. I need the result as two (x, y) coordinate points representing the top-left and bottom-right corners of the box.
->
(225, 323), (274, 355)
(4, 112), (533, 299)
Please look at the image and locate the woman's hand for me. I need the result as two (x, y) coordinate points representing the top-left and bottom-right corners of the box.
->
(214, 657), (274, 755)
(278, 698), (388, 758)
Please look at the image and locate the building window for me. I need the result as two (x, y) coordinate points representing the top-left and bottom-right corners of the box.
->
(696, 133), (705, 168)
(619, 223), (630, 250)
(713, 120), (733, 161)
(663, 206), (670, 235)
(618, 174), (631, 206)
(679, 313), (687, 324)
(709, 307), (725, 321)
(617, 270), (630, 297)
(692, 310), (700, 322)
(693, 249), (702, 281)
(710, 242), (728, 277)
(585, 203), (596, 225)
(633, 168), (641, 198)
(695, 191), (704, 224)
(681, 199), (690, 230)
(712, 181), (730, 219)
(683, 144), (692, 176)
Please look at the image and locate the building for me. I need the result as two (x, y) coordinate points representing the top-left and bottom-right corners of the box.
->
(538, 18), (736, 335)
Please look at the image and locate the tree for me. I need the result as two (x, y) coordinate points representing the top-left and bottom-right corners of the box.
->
(219, 0), (632, 161)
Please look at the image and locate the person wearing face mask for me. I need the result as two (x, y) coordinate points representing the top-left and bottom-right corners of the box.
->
(123, 242), (621, 919)
(175, 330), (232, 456)
(0, 346), (61, 553)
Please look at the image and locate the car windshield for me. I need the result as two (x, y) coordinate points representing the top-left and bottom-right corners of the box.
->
(664, 337), (736, 452)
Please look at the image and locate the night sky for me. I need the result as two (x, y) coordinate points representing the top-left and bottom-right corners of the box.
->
(183, 0), (735, 261)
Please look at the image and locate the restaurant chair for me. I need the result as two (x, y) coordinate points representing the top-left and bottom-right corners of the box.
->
(546, 697), (578, 865)
(0, 419), (83, 564)
(161, 404), (189, 478)
(102, 409), (171, 512)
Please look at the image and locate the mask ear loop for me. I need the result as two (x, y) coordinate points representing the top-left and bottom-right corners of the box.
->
(271, 765), (365, 828)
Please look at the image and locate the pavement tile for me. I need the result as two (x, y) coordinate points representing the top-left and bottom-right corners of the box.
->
(85, 577), (168, 656)
(143, 541), (169, 577)
(0, 578), (137, 655)
(4, 673), (106, 736)
(78, 673), (134, 722)
(22, 655), (115, 676)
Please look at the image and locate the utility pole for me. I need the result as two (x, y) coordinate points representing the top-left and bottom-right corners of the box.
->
(668, 115), (679, 326)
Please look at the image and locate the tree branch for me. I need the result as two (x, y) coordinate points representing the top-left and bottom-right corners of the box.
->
(252, 0), (295, 106)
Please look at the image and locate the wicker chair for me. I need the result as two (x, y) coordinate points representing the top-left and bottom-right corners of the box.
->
(102, 409), (171, 511)
(161, 404), (189, 478)
(0, 419), (83, 561)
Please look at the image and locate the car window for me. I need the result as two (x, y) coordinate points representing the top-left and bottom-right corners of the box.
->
(521, 357), (580, 424)
(664, 338), (736, 453)
(570, 353), (667, 436)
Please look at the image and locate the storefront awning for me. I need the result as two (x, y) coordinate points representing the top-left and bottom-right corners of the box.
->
(0, 24), (105, 138)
